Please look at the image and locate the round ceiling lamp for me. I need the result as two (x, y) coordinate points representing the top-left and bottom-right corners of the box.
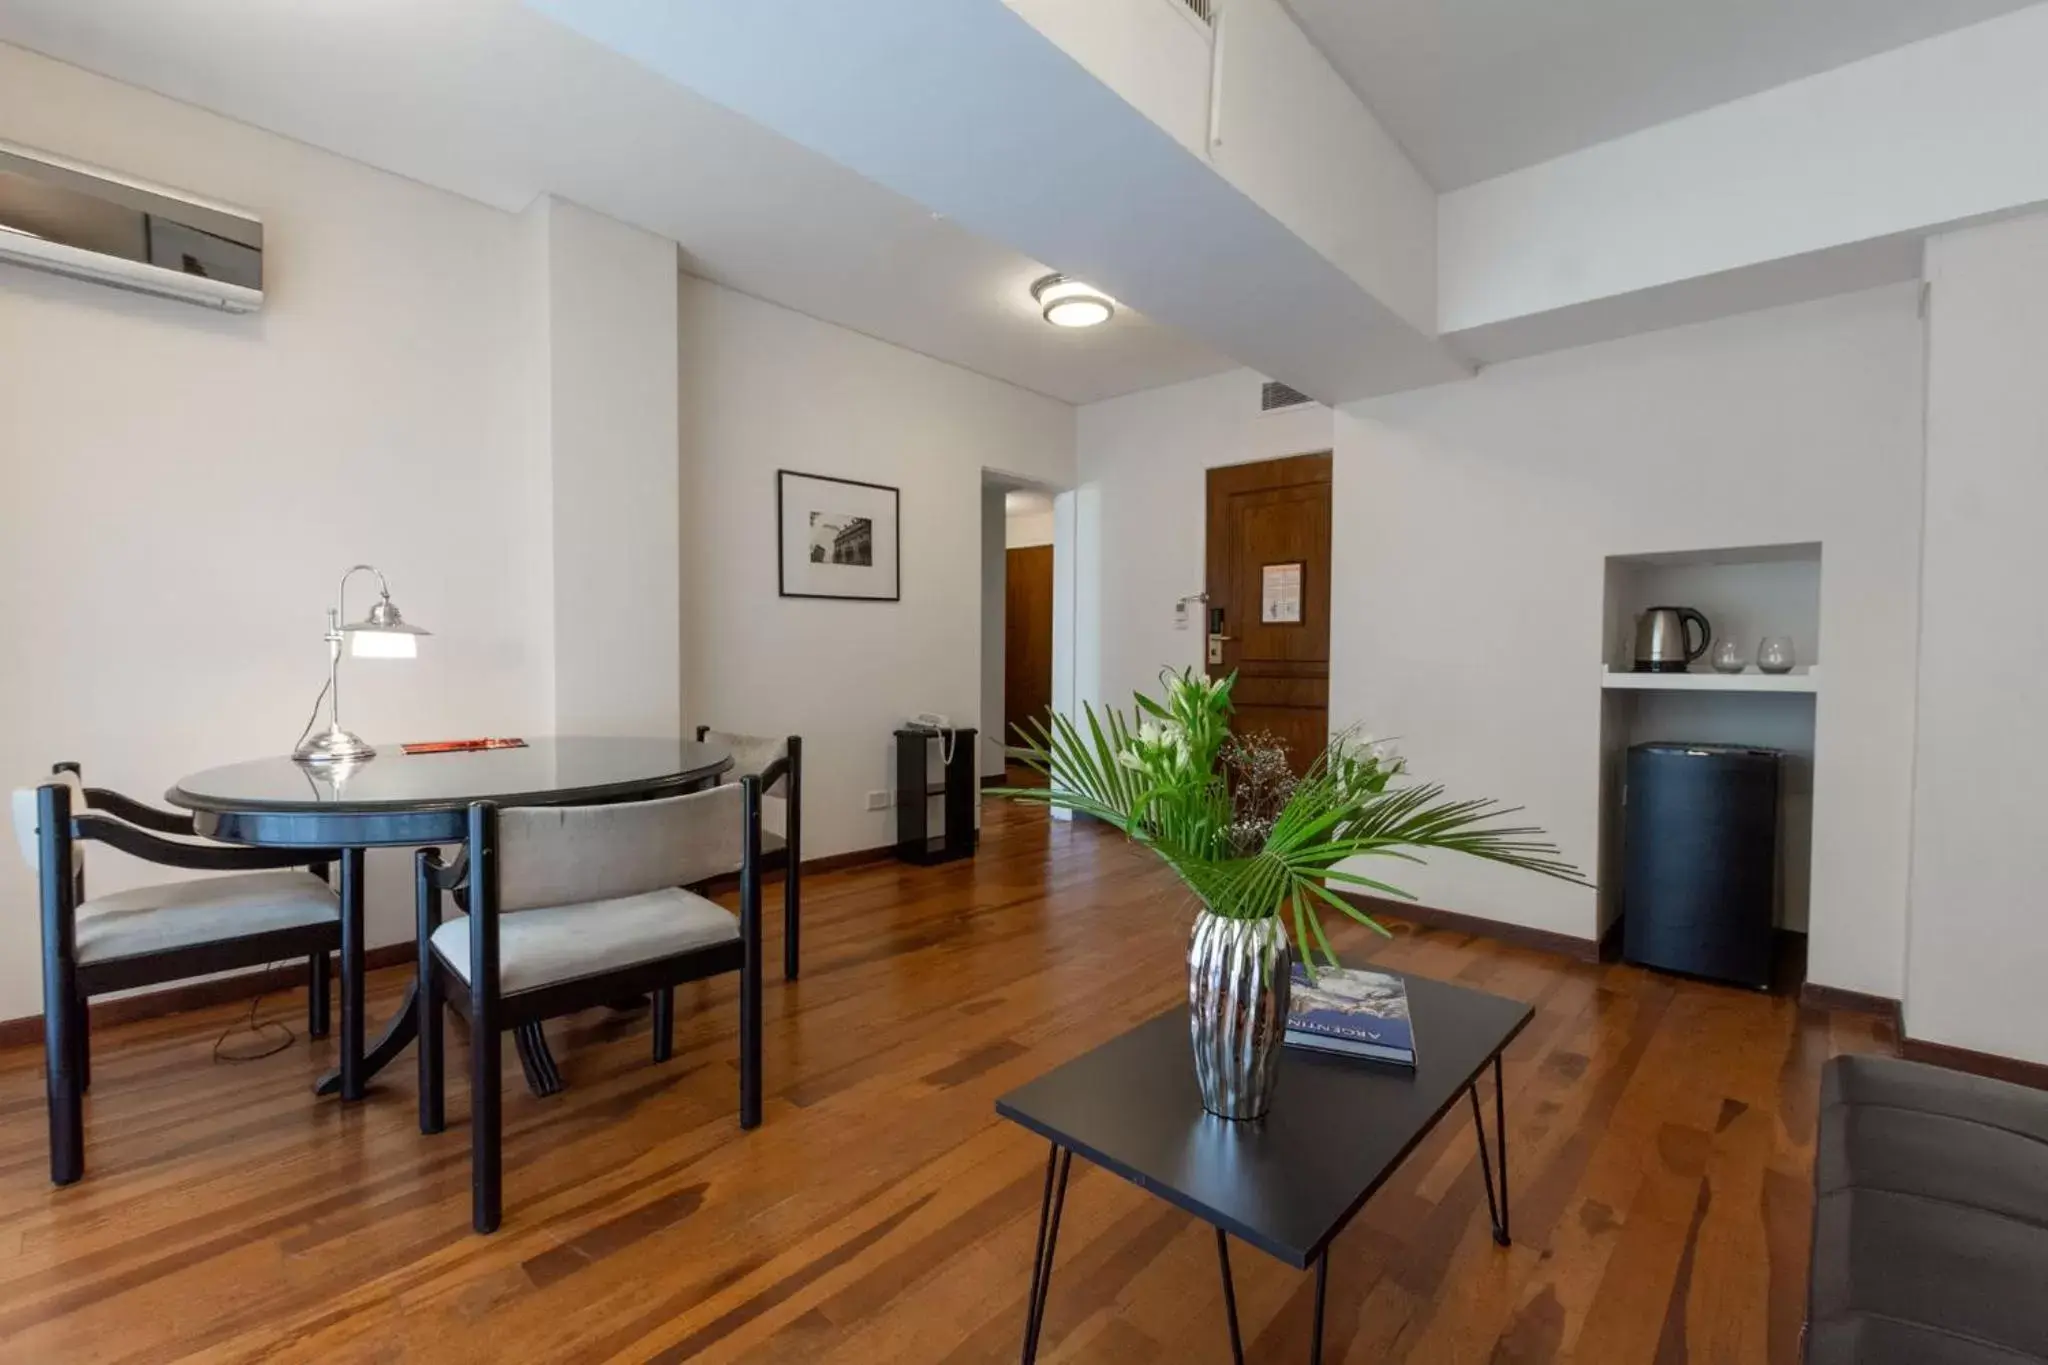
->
(1032, 273), (1114, 329)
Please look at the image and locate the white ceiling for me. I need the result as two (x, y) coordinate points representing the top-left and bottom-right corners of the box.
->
(532, 0), (1468, 407)
(1284, 0), (2047, 189)
(0, 0), (1234, 405)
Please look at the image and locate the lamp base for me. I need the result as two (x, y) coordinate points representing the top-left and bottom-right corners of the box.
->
(294, 727), (377, 766)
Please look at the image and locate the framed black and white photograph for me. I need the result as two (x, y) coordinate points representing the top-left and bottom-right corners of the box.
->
(777, 469), (901, 601)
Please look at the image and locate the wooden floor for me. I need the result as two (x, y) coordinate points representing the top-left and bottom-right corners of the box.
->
(0, 802), (1894, 1364)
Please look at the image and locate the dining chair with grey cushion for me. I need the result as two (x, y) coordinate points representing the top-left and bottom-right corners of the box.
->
(414, 768), (773, 1233)
(11, 763), (344, 1186)
(695, 726), (801, 979)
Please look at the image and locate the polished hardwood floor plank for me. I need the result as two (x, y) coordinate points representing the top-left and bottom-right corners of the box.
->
(0, 803), (1887, 1363)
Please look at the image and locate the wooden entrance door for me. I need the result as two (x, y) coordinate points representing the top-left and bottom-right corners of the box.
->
(1205, 453), (1332, 771)
(1005, 544), (1054, 742)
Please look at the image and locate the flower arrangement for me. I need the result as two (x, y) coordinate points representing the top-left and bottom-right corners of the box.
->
(1001, 668), (1585, 971)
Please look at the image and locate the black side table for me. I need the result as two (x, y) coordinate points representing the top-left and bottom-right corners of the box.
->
(995, 973), (1531, 1363)
(894, 725), (978, 865)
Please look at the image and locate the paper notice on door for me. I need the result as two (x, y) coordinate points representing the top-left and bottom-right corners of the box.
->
(1261, 561), (1303, 624)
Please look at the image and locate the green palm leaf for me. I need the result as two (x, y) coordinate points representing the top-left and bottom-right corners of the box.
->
(993, 671), (1588, 977)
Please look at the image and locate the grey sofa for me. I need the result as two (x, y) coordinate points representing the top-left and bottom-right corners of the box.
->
(1811, 1054), (2048, 1363)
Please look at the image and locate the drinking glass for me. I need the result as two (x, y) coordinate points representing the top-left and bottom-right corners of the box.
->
(1757, 637), (1796, 674)
(1710, 639), (1746, 674)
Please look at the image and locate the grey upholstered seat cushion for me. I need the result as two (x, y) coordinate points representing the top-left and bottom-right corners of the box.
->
(430, 887), (740, 994)
(1810, 1055), (2048, 1364)
(73, 871), (338, 964)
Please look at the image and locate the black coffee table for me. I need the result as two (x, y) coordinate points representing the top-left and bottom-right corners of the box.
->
(994, 972), (1531, 1363)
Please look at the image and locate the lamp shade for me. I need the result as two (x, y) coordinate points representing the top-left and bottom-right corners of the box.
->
(347, 629), (420, 659)
(294, 564), (428, 767)
(342, 595), (429, 658)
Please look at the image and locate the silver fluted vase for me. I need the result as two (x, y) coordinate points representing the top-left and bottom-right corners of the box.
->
(1187, 908), (1292, 1120)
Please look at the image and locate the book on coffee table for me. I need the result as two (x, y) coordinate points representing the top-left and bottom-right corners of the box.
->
(1286, 964), (1416, 1068)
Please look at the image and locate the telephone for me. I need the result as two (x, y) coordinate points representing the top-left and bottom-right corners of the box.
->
(907, 713), (956, 765)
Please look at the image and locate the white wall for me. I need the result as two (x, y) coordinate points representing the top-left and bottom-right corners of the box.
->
(1007, 507), (1056, 548)
(0, 46), (550, 1020)
(1907, 211), (2048, 1062)
(981, 486), (1010, 778)
(1438, 5), (2048, 336)
(1054, 487), (1084, 765)
(1075, 372), (1333, 711)
(1073, 299), (1923, 996)
(1336, 287), (1925, 994)
(536, 197), (683, 738)
(677, 276), (1074, 858)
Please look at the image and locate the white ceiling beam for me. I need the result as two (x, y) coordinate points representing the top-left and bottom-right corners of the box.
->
(527, 0), (1466, 405)
(1439, 5), (2048, 360)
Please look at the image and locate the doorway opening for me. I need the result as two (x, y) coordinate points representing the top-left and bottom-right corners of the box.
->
(982, 475), (1059, 788)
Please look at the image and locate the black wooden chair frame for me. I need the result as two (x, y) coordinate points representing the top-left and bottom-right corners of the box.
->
(29, 764), (344, 1186)
(414, 765), (776, 1233)
(695, 726), (801, 980)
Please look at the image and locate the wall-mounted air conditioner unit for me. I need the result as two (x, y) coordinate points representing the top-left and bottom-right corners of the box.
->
(0, 140), (263, 313)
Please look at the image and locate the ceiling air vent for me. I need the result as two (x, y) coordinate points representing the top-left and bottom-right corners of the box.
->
(1260, 380), (1314, 413)
(1179, 0), (1217, 26)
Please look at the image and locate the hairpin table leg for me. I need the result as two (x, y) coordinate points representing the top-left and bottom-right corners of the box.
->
(1471, 1052), (1512, 1246)
(1020, 1143), (1072, 1364)
(1308, 1254), (1329, 1365)
(1215, 1228), (1246, 1365)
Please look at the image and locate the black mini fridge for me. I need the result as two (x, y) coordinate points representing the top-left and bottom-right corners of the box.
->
(1622, 743), (1780, 989)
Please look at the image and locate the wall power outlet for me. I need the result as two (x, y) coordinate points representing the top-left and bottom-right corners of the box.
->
(865, 790), (889, 811)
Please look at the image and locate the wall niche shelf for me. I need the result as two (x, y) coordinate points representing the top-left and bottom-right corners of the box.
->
(1601, 666), (1818, 694)
(1597, 540), (1823, 944)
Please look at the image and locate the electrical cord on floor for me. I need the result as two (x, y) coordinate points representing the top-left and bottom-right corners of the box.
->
(211, 963), (297, 1063)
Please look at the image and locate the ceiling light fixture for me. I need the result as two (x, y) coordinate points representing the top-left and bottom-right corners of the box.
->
(1031, 273), (1114, 329)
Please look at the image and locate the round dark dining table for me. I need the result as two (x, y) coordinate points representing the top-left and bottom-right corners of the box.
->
(166, 735), (733, 1101)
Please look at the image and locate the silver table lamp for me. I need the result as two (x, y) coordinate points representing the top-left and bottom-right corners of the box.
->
(292, 564), (430, 765)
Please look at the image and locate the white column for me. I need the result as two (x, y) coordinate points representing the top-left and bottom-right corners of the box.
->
(1906, 212), (2048, 1064)
(525, 196), (682, 738)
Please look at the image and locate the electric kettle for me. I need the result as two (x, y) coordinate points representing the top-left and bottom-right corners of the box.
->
(1633, 606), (1712, 673)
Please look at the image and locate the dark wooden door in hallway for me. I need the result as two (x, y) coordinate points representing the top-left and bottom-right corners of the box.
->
(1206, 451), (1333, 771)
(1005, 543), (1054, 743)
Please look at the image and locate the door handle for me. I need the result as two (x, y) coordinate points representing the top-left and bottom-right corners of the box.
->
(1207, 633), (1232, 665)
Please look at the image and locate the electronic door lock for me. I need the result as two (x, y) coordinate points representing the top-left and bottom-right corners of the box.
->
(1207, 604), (1230, 665)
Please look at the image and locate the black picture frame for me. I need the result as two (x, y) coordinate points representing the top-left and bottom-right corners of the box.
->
(776, 469), (902, 602)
